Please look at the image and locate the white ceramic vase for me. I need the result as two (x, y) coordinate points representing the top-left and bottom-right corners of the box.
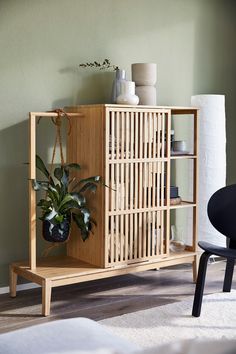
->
(131, 63), (157, 86)
(116, 81), (139, 105)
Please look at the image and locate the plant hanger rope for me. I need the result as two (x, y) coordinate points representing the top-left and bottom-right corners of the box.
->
(38, 109), (72, 256)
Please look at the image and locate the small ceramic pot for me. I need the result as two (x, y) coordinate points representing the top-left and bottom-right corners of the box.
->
(116, 81), (139, 105)
(132, 63), (157, 86)
(135, 86), (157, 105)
(172, 140), (187, 152)
(43, 216), (71, 243)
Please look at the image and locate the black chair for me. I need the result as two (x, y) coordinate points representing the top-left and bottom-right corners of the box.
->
(192, 184), (236, 317)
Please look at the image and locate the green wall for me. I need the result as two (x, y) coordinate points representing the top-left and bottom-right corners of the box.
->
(0, 0), (235, 286)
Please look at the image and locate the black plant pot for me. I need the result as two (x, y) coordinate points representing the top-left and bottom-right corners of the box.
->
(42, 217), (71, 243)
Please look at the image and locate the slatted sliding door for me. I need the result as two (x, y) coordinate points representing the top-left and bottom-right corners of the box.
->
(105, 107), (171, 267)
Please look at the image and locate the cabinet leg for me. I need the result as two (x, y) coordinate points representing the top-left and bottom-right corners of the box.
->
(192, 255), (199, 283)
(9, 266), (17, 298)
(42, 280), (52, 316)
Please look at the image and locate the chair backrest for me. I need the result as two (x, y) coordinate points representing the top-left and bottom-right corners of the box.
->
(207, 184), (236, 242)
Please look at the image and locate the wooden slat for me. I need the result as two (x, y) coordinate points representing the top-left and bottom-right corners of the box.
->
(134, 113), (138, 259)
(119, 111), (125, 263)
(105, 108), (110, 266)
(115, 112), (120, 263)
(151, 212), (155, 256)
(160, 211), (164, 255)
(110, 111), (115, 264)
(29, 113), (36, 270)
(193, 110), (199, 254)
(125, 112), (130, 261)
(130, 112), (134, 259)
(157, 113), (161, 208)
(156, 212), (160, 255)
(30, 112), (81, 117)
(166, 111), (171, 255)
(143, 112), (148, 257)
(147, 113), (154, 257)
(109, 157), (168, 164)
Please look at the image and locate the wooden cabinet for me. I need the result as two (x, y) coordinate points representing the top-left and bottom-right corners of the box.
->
(67, 104), (198, 270)
(10, 105), (199, 316)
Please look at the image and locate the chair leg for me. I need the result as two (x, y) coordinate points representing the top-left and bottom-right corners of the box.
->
(223, 258), (235, 292)
(192, 252), (210, 317)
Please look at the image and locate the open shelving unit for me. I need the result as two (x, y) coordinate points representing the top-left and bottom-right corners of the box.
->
(10, 105), (199, 316)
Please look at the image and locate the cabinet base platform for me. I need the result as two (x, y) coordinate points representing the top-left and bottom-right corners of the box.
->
(10, 251), (198, 316)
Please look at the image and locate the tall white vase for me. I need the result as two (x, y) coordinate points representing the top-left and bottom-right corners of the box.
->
(191, 95), (226, 247)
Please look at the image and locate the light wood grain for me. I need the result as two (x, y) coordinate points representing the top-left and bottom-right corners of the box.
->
(42, 279), (52, 317)
(10, 105), (199, 316)
(9, 266), (17, 298)
(66, 105), (106, 267)
(29, 113), (36, 270)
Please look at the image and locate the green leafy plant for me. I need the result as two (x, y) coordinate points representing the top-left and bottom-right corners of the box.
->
(32, 155), (100, 242)
(79, 58), (119, 71)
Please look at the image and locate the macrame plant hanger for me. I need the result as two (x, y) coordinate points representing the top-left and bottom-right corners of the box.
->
(40, 109), (72, 256)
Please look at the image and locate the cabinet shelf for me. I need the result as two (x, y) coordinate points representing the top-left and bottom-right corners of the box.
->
(170, 154), (197, 160)
(170, 201), (196, 209)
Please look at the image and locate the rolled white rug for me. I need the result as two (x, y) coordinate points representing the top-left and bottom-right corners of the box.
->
(191, 95), (226, 246)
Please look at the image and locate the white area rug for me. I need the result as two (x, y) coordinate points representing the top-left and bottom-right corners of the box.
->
(100, 291), (236, 348)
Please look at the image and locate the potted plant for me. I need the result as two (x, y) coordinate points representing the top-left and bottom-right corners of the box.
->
(79, 58), (125, 103)
(79, 58), (119, 71)
(32, 155), (100, 243)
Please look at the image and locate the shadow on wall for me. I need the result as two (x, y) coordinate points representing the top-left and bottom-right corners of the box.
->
(0, 115), (69, 287)
(76, 71), (114, 105)
(0, 120), (28, 286)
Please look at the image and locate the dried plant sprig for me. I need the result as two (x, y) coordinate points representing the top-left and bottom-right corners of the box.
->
(79, 58), (119, 71)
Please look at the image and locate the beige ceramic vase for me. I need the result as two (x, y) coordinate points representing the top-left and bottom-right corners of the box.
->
(131, 63), (157, 105)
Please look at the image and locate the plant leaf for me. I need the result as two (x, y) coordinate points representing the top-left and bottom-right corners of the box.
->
(37, 199), (51, 208)
(60, 167), (69, 192)
(72, 213), (89, 241)
(79, 182), (97, 194)
(45, 208), (57, 221)
(72, 176), (100, 192)
(65, 163), (81, 171)
(32, 180), (49, 191)
(54, 214), (64, 223)
(79, 176), (101, 184)
(81, 208), (90, 224)
(36, 155), (50, 178)
(58, 194), (75, 210)
(60, 200), (81, 213)
(54, 167), (63, 181)
(70, 192), (86, 206)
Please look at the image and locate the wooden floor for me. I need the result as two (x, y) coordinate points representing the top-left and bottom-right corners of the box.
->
(0, 260), (232, 334)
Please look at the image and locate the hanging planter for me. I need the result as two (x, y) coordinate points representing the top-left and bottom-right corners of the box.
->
(32, 110), (101, 245)
(42, 215), (71, 243)
(33, 154), (101, 244)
